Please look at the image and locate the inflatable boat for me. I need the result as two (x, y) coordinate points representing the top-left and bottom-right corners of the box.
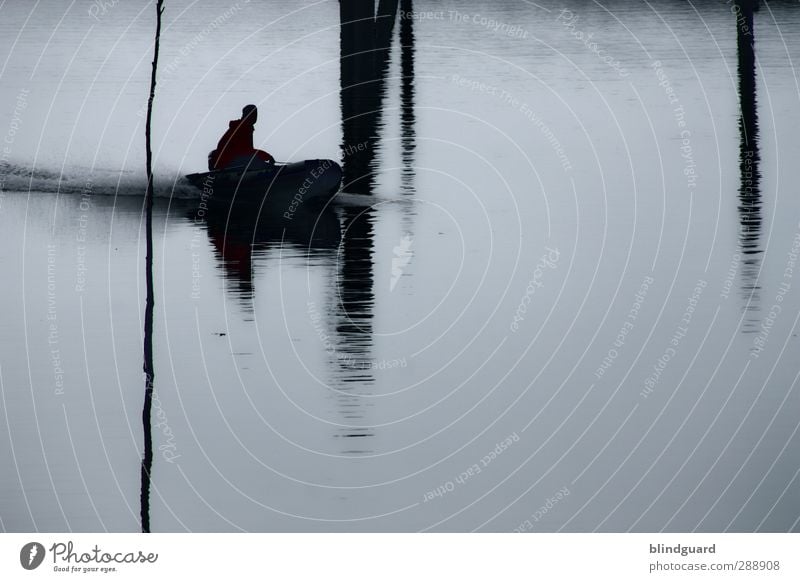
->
(185, 159), (342, 206)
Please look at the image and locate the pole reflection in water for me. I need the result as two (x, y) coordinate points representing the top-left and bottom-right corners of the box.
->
(331, 1), (399, 450)
(332, 206), (377, 451)
(140, 201), (155, 533)
(735, 0), (762, 333)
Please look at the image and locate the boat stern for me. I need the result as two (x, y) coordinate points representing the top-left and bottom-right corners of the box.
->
(302, 159), (343, 199)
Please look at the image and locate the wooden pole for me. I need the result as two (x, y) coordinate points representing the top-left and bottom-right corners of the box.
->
(141, 0), (164, 534)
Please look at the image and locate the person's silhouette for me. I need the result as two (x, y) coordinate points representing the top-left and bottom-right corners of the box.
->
(208, 104), (275, 171)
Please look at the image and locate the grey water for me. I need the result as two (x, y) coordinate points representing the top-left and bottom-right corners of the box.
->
(1, 0), (799, 532)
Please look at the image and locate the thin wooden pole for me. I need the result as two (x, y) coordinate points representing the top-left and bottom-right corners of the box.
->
(141, 0), (164, 534)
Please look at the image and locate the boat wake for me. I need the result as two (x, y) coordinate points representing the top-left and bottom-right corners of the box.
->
(334, 192), (416, 207)
(0, 162), (199, 199)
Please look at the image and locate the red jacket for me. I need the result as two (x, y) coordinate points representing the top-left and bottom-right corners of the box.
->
(212, 119), (254, 170)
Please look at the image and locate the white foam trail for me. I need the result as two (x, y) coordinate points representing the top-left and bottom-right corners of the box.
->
(0, 162), (199, 199)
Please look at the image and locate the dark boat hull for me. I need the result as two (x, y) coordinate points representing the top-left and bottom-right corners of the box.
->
(185, 159), (342, 208)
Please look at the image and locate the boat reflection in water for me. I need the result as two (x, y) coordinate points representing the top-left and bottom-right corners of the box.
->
(197, 200), (342, 309)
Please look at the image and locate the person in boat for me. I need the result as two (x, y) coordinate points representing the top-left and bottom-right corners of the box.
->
(208, 104), (275, 171)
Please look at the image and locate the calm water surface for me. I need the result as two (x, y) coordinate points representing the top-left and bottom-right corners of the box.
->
(0, 0), (799, 532)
